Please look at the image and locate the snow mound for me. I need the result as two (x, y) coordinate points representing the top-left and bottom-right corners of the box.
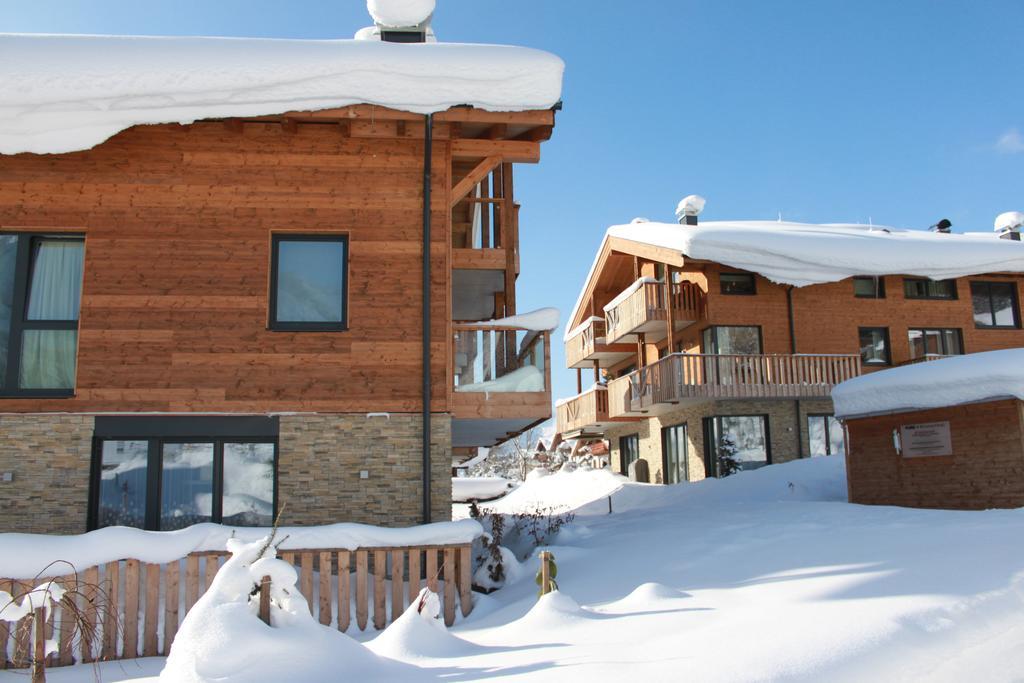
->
(0, 34), (564, 155)
(367, 0), (435, 27)
(994, 211), (1024, 233)
(832, 349), (1024, 418)
(591, 582), (691, 613)
(452, 477), (514, 502)
(482, 468), (627, 515)
(160, 536), (414, 682)
(512, 590), (594, 631)
(368, 589), (479, 661)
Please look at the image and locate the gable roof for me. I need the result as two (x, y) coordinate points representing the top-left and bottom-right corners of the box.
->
(566, 219), (1024, 341)
(0, 33), (564, 155)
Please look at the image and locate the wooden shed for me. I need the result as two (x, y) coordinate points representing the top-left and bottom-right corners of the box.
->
(832, 350), (1024, 510)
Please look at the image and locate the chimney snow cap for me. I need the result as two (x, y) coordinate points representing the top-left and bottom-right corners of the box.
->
(367, 0), (435, 28)
(675, 195), (706, 225)
(994, 211), (1024, 234)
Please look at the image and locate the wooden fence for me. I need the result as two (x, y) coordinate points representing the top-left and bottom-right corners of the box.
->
(1, 543), (473, 670)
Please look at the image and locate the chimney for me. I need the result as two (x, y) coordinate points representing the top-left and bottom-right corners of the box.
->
(675, 195), (706, 226)
(366, 0), (435, 43)
(995, 211), (1024, 241)
(929, 218), (952, 233)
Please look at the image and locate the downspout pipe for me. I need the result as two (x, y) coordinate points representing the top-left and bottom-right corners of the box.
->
(421, 114), (433, 523)
(787, 286), (804, 460)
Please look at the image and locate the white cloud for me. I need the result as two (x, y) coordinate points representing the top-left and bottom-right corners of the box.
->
(995, 128), (1024, 154)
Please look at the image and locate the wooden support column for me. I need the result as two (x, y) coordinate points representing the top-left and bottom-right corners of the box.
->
(665, 266), (676, 355)
(576, 368), (582, 393)
(502, 163), (517, 316)
(593, 360), (600, 384)
(637, 333), (646, 368)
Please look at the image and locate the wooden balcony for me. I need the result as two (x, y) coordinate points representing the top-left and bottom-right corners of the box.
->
(555, 386), (638, 438)
(607, 353), (862, 417)
(564, 316), (635, 370)
(451, 323), (551, 447)
(604, 281), (705, 345)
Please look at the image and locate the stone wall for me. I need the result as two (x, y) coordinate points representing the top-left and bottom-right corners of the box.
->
(278, 413), (452, 527)
(845, 399), (1024, 510)
(0, 414), (94, 534)
(603, 398), (838, 484)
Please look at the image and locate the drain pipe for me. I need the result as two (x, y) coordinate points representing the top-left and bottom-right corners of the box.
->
(421, 113), (433, 523)
(787, 286), (804, 460)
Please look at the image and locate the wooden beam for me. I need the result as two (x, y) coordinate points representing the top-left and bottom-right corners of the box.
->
(451, 139), (540, 163)
(450, 155), (502, 208)
(435, 108), (554, 126)
(485, 123), (508, 140)
(514, 126), (554, 143)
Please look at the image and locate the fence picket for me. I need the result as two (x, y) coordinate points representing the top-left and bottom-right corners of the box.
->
(391, 550), (404, 623)
(459, 545), (472, 617)
(443, 548), (456, 627)
(407, 548), (421, 604)
(373, 550), (387, 630)
(300, 552), (314, 615)
(164, 560), (179, 654)
(355, 550), (368, 631)
(337, 551), (351, 633)
(123, 559), (140, 659)
(143, 563), (159, 657)
(81, 567), (99, 663)
(318, 552), (332, 627)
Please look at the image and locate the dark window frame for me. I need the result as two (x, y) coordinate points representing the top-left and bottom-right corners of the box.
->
(268, 233), (350, 332)
(907, 327), (964, 358)
(661, 422), (689, 485)
(853, 276), (886, 299)
(0, 232), (85, 398)
(87, 417), (279, 531)
(702, 414), (772, 478)
(807, 413), (844, 456)
(970, 281), (1021, 329)
(902, 277), (958, 301)
(719, 272), (757, 295)
(858, 326), (891, 366)
(619, 434), (640, 474)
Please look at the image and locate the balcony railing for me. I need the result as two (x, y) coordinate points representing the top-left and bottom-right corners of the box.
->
(607, 352), (862, 417)
(564, 316), (635, 370)
(555, 385), (639, 436)
(452, 324), (549, 394)
(604, 280), (705, 345)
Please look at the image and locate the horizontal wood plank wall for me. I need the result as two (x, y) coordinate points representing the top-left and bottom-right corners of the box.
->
(0, 543), (475, 669)
(0, 121), (451, 413)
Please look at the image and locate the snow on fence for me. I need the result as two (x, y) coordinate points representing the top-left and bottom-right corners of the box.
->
(0, 543), (473, 670)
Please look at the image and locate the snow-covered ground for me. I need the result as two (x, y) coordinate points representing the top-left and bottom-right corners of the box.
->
(8, 457), (1024, 682)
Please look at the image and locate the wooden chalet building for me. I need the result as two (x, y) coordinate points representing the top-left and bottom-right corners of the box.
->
(556, 200), (1024, 485)
(0, 10), (564, 533)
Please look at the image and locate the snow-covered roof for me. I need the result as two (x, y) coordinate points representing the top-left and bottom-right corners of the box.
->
(832, 349), (1024, 419)
(566, 220), (1024, 340)
(0, 33), (564, 155)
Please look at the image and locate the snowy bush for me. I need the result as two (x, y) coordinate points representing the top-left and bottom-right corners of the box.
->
(469, 503), (574, 592)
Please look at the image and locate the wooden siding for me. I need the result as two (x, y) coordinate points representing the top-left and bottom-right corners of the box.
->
(0, 121), (453, 413)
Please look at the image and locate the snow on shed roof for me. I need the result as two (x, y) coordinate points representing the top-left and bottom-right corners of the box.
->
(566, 220), (1024, 340)
(0, 33), (564, 155)
(832, 349), (1024, 419)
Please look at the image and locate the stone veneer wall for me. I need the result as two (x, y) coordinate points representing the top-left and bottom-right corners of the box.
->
(603, 398), (838, 484)
(0, 412), (453, 535)
(278, 413), (453, 527)
(0, 414), (95, 534)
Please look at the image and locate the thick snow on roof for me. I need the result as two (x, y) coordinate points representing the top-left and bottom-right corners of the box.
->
(367, 0), (435, 28)
(832, 349), (1024, 419)
(0, 33), (564, 155)
(566, 220), (1024, 340)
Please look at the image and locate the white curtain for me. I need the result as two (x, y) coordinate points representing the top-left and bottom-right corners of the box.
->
(27, 240), (84, 320)
(20, 330), (77, 389)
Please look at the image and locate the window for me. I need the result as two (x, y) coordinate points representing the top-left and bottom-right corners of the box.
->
(703, 415), (770, 477)
(661, 423), (688, 484)
(270, 234), (348, 331)
(903, 278), (957, 300)
(853, 276), (885, 298)
(908, 328), (963, 359)
(858, 327), (890, 366)
(0, 233), (85, 396)
(808, 415), (845, 457)
(90, 417), (277, 531)
(702, 326), (762, 355)
(971, 281), (1020, 329)
(619, 434), (639, 474)
(720, 272), (756, 295)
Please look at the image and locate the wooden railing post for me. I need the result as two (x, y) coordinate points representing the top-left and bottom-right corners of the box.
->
(258, 575), (271, 626)
(31, 606), (45, 683)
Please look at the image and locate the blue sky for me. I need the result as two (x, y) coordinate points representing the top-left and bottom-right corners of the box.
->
(4, 0), (1022, 406)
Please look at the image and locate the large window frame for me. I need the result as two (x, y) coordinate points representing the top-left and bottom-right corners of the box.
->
(702, 414), (772, 477)
(853, 276), (886, 299)
(807, 414), (845, 457)
(269, 233), (350, 332)
(0, 232), (85, 398)
(619, 434), (639, 474)
(87, 416), (279, 531)
(719, 272), (757, 295)
(970, 281), (1021, 329)
(661, 423), (688, 485)
(907, 327), (963, 359)
(903, 277), (958, 300)
(858, 326), (891, 366)
(701, 325), (764, 355)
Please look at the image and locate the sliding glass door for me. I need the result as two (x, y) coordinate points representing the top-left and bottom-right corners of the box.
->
(661, 423), (688, 484)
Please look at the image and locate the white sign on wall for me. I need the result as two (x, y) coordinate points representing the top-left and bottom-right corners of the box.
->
(899, 421), (953, 458)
